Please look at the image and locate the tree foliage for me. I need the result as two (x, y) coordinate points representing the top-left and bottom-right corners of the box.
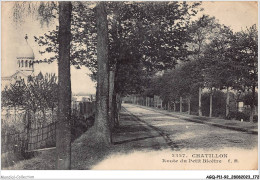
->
(34, 2), (201, 95)
(233, 25), (258, 91)
(2, 73), (58, 115)
(144, 21), (258, 119)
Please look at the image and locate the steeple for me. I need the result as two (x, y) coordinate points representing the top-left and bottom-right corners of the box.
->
(17, 34), (35, 72)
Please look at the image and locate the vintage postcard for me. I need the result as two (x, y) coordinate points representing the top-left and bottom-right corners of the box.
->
(1, 1), (258, 179)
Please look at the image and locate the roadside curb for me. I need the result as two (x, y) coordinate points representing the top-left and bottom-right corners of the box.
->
(132, 104), (258, 135)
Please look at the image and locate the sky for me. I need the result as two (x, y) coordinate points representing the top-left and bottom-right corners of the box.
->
(1, 1), (258, 94)
(200, 1), (258, 32)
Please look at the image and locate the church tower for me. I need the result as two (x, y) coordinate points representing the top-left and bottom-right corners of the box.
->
(1, 34), (36, 90)
(17, 34), (35, 72)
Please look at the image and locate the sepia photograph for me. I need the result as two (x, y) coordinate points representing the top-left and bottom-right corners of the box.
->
(1, 0), (258, 179)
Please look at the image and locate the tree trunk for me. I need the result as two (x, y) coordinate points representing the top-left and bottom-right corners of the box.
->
(109, 70), (115, 130)
(114, 94), (121, 127)
(25, 109), (31, 152)
(51, 106), (54, 123)
(250, 84), (256, 123)
(209, 90), (213, 118)
(95, 1), (110, 145)
(198, 87), (202, 116)
(226, 87), (230, 118)
(180, 96), (182, 113)
(188, 96), (191, 115)
(173, 101), (176, 112)
(236, 90), (239, 114)
(56, 1), (72, 170)
(113, 93), (118, 127)
(32, 111), (36, 128)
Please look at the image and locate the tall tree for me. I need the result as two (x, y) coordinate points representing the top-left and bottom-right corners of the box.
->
(234, 25), (258, 122)
(203, 25), (235, 118)
(187, 15), (221, 116)
(95, 2), (110, 145)
(56, 1), (72, 170)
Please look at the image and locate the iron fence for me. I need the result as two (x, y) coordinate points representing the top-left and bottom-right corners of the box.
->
(2, 101), (95, 154)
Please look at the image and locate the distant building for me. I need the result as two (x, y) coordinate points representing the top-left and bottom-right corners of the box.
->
(1, 35), (35, 90)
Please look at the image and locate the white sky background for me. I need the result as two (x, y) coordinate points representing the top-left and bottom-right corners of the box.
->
(1, 1), (258, 95)
(201, 1), (258, 32)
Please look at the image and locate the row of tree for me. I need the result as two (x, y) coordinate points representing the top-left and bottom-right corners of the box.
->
(143, 18), (257, 122)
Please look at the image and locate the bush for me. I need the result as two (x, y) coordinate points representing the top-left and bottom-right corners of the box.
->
(201, 91), (226, 117)
(190, 111), (199, 116)
(227, 112), (250, 122)
(213, 108), (225, 118)
(124, 101), (132, 104)
(71, 112), (95, 142)
(226, 111), (236, 120)
(236, 112), (249, 121)
(253, 115), (258, 123)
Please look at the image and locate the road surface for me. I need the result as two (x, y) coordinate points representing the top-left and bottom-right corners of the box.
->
(122, 103), (258, 150)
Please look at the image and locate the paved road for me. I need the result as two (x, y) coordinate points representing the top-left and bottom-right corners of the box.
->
(122, 103), (258, 151)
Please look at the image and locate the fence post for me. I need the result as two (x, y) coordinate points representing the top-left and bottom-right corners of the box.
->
(41, 124), (43, 141)
(180, 96), (183, 113)
(25, 111), (28, 152)
(37, 127), (39, 149)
